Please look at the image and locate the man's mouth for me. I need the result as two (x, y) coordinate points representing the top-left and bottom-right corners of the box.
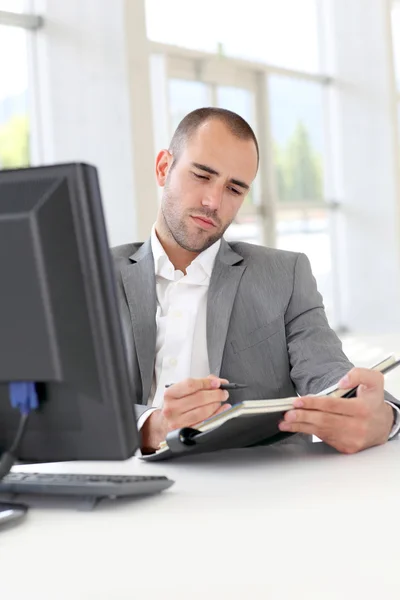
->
(191, 215), (217, 230)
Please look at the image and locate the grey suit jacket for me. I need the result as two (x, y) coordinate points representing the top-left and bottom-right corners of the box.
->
(112, 238), (393, 425)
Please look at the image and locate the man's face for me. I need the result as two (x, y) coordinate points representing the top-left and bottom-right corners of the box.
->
(156, 120), (258, 253)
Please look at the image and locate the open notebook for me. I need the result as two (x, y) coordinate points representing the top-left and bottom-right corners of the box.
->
(140, 354), (400, 462)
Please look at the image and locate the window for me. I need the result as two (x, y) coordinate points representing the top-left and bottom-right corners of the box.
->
(148, 0), (337, 319)
(216, 86), (256, 133)
(269, 75), (333, 320)
(269, 76), (324, 203)
(146, 0), (321, 73)
(276, 207), (333, 318)
(0, 24), (30, 169)
(168, 79), (210, 135)
(0, 0), (27, 12)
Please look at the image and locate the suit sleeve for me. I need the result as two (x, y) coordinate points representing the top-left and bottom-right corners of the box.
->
(285, 254), (399, 412)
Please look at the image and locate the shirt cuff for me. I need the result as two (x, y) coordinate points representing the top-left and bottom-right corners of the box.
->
(385, 401), (400, 439)
(135, 408), (159, 457)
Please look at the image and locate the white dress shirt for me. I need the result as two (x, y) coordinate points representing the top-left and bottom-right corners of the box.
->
(388, 403), (400, 438)
(137, 227), (400, 440)
(136, 227), (221, 431)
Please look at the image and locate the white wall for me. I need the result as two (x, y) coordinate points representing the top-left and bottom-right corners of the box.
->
(31, 0), (157, 246)
(330, 0), (400, 333)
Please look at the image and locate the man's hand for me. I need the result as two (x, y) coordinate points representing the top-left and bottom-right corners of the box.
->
(278, 368), (394, 454)
(141, 376), (232, 452)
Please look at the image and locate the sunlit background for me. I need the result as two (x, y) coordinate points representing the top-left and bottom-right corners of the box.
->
(1, 0), (400, 392)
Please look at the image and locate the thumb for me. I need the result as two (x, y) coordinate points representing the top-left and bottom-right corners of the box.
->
(356, 384), (369, 397)
(338, 367), (384, 392)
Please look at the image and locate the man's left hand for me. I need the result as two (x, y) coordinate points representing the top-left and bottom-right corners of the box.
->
(278, 368), (394, 454)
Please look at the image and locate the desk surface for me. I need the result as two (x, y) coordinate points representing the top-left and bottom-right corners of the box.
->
(1, 440), (399, 600)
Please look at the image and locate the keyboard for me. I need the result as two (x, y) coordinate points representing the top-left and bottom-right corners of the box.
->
(0, 472), (174, 500)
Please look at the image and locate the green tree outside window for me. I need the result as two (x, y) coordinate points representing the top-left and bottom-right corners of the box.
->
(0, 114), (30, 169)
(274, 121), (323, 203)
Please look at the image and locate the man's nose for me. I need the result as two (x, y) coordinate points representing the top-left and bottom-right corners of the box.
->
(201, 183), (223, 211)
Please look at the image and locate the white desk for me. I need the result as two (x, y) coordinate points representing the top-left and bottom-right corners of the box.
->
(1, 440), (399, 600)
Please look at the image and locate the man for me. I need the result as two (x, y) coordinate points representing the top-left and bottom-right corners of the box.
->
(112, 107), (400, 454)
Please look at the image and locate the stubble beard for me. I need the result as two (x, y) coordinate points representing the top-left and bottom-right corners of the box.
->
(161, 185), (231, 253)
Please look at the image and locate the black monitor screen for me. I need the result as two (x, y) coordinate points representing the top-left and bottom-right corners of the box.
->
(0, 163), (138, 462)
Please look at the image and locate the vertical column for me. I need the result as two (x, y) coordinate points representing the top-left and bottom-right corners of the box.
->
(124, 0), (159, 240)
(31, 0), (158, 246)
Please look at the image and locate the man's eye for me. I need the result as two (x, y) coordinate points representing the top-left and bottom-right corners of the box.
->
(192, 172), (209, 181)
(228, 187), (241, 195)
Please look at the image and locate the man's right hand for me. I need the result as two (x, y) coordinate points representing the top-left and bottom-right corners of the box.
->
(141, 376), (232, 453)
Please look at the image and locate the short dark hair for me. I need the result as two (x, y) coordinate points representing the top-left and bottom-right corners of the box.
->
(168, 107), (259, 167)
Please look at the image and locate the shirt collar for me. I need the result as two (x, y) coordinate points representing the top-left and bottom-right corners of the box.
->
(151, 225), (170, 275)
(150, 225), (221, 281)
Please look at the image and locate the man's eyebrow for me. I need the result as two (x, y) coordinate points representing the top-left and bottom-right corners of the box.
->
(191, 162), (250, 191)
(192, 162), (219, 176)
(230, 178), (249, 191)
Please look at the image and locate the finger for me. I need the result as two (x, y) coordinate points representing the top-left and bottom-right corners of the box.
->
(172, 402), (232, 430)
(279, 418), (368, 454)
(180, 389), (230, 415)
(278, 421), (317, 436)
(282, 408), (348, 430)
(163, 388), (229, 422)
(165, 376), (224, 399)
(207, 375), (229, 386)
(292, 395), (361, 417)
(338, 368), (384, 392)
(214, 403), (232, 414)
(193, 403), (232, 428)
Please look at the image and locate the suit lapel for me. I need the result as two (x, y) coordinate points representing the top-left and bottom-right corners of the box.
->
(121, 240), (156, 403)
(207, 240), (246, 377)
(120, 237), (245, 397)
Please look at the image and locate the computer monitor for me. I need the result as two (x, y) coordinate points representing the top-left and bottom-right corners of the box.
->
(0, 163), (139, 463)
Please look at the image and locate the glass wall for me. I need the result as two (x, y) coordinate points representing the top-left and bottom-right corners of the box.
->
(147, 0), (336, 323)
(0, 24), (30, 169)
(168, 79), (211, 134)
(269, 75), (333, 317)
(269, 76), (324, 204)
(146, 0), (321, 73)
(0, 0), (28, 12)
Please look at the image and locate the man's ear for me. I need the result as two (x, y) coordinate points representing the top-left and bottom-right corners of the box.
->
(155, 150), (173, 186)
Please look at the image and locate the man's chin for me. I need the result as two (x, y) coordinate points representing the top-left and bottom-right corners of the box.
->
(177, 240), (209, 253)
(179, 233), (221, 254)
